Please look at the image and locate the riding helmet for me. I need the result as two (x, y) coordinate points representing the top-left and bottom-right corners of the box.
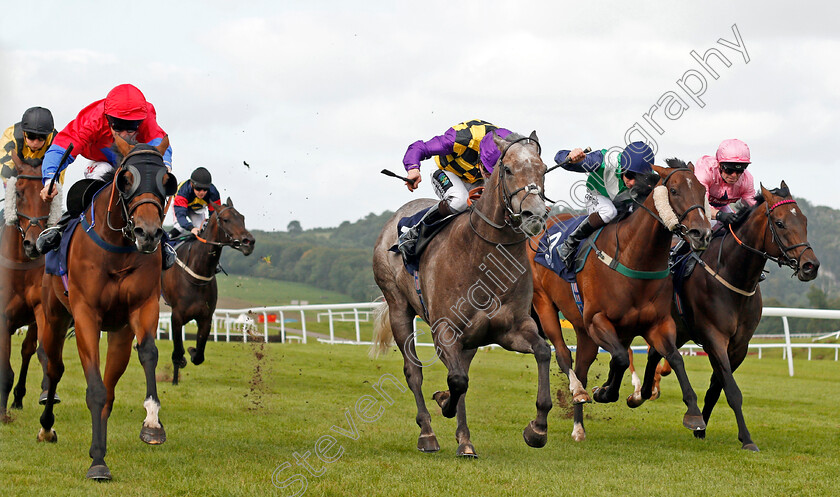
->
(620, 141), (655, 174)
(190, 167), (212, 189)
(21, 106), (54, 135)
(716, 138), (751, 165)
(104, 84), (148, 120)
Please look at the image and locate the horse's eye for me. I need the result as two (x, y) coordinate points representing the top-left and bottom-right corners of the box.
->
(503, 165), (513, 174)
(669, 188), (677, 196)
(775, 221), (785, 229)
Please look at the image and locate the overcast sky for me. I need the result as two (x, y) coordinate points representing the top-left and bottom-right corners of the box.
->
(1, 1), (837, 231)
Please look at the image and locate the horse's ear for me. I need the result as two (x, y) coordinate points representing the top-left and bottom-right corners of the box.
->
(687, 161), (695, 172)
(759, 182), (773, 200)
(780, 180), (788, 190)
(155, 135), (170, 156)
(650, 164), (666, 180)
(163, 171), (178, 196)
(528, 130), (539, 143)
(491, 131), (507, 152)
(226, 197), (233, 207)
(113, 132), (132, 158)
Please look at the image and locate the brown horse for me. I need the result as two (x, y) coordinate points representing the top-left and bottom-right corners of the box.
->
(162, 198), (255, 385)
(0, 163), (62, 419)
(529, 159), (712, 442)
(372, 132), (551, 457)
(641, 182), (819, 451)
(37, 137), (177, 480)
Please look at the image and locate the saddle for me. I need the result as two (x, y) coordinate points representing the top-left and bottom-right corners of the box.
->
(533, 215), (594, 282)
(388, 207), (461, 273)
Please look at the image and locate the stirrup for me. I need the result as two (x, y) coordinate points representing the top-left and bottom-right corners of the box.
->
(36, 226), (63, 254)
(162, 244), (176, 270)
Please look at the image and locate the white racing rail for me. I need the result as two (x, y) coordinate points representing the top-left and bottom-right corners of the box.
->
(156, 304), (840, 377)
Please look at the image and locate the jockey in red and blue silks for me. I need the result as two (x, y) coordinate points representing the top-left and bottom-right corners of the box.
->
(695, 138), (756, 226)
(39, 83), (172, 196)
(35, 84), (176, 268)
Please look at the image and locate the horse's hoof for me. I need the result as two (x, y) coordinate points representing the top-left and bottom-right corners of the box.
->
(683, 414), (706, 431)
(650, 387), (660, 401)
(175, 356), (187, 368)
(626, 393), (644, 408)
(417, 434), (440, 453)
(11, 400), (23, 410)
(456, 442), (478, 458)
(140, 425), (167, 445)
(86, 464), (112, 481)
(431, 390), (450, 408)
(571, 423), (586, 442)
(742, 443), (759, 452)
(693, 429), (706, 440)
(1, 412), (12, 424)
(36, 427), (57, 443)
(523, 420), (547, 448)
(592, 386), (614, 403)
(39, 391), (61, 405)
(572, 391), (591, 404)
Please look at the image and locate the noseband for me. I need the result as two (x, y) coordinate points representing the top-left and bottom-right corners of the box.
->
(8, 174), (51, 240)
(726, 198), (813, 274)
(108, 149), (168, 243)
(195, 204), (246, 250)
(636, 168), (706, 238)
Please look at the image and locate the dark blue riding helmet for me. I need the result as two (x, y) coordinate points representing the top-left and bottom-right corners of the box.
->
(620, 141), (655, 174)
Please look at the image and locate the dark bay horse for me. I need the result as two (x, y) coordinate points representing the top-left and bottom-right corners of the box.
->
(372, 132), (551, 457)
(642, 182), (819, 451)
(37, 137), (177, 480)
(0, 163), (62, 419)
(529, 160), (712, 442)
(162, 198), (255, 385)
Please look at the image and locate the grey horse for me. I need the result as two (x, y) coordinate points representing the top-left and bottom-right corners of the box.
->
(371, 131), (551, 457)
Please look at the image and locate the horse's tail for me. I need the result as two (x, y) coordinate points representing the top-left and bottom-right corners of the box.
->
(369, 300), (395, 358)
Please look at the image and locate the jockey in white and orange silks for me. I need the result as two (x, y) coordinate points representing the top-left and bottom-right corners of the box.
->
(695, 138), (756, 226)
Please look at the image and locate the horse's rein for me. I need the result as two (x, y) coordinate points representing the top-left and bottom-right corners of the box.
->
(725, 198), (812, 273)
(9, 173), (51, 239)
(194, 204), (243, 249)
(633, 168), (706, 237)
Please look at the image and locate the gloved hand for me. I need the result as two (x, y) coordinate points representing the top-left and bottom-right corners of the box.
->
(716, 211), (737, 225)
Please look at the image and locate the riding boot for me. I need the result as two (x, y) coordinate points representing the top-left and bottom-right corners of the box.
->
(35, 211), (75, 255)
(558, 212), (606, 268)
(397, 200), (451, 260)
(161, 233), (176, 270)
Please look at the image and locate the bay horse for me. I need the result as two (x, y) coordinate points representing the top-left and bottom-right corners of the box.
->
(0, 162), (62, 419)
(37, 137), (177, 480)
(529, 159), (712, 442)
(372, 131), (551, 457)
(162, 198), (255, 385)
(641, 182), (819, 451)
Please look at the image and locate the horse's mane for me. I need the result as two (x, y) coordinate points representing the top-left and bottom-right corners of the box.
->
(664, 157), (690, 169)
(714, 185), (792, 235)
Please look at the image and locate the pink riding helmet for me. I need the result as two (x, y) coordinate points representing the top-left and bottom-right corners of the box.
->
(716, 138), (751, 164)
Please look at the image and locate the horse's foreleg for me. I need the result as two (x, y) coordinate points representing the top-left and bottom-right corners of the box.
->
(703, 340), (756, 450)
(134, 303), (165, 446)
(390, 306), (438, 453)
(171, 314), (186, 386)
(533, 298), (589, 404)
(571, 333), (598, 441)
(628, 347), (664, 408)
(188, 314), (212, 366)
(588, 314), (628, 403)
(647, 319), (704, 431)
(36, 297), (69, 444)
(452, 349), (477, 457)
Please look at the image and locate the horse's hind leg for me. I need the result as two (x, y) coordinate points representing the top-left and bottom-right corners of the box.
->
(0, 322), (13, 421)
(571, 333), (598, 441)
(628, 346), (664, 408)
(36, 296), (70, 443)
(390, 306), (439, 453)
(532, 298), (589, 404)
(588, 314), (630, 403)
(646, 319), (704, 431)
(12, 323), (41, 409)
(171, 314), (187, 385)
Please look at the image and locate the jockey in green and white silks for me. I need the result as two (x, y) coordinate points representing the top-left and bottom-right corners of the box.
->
(553, 141), (655, 267)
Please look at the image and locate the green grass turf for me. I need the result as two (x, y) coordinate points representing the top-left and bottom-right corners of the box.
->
(2, 335), (838, 496)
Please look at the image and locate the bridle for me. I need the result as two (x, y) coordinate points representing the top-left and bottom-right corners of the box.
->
(634, 167), (707, 239)
(194, 204), (246, 250)
(469, 136), (547, 244)
(9, 174), (50, 241)
(725, 198), (813, 274)
(106, 149), (168, 243)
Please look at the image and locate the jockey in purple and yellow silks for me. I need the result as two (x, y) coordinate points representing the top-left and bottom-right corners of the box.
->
(398, 119), (511, 256)
(0, 107), (58, 186)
